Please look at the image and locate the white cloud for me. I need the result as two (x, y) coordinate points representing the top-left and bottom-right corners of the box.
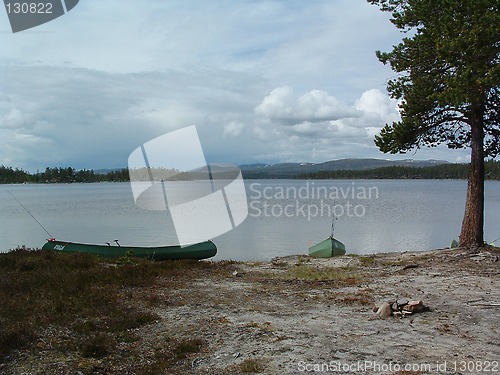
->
(255, 86), (358, 123)
(0, 108), (30, 129)
(355, 88), (400, 120)
(249, 86), (408, 162)
(254, 86), (398, 134)
(0, 1), (472, 169)
(223, 121), (245, 138)
(0, 65), (264, 170)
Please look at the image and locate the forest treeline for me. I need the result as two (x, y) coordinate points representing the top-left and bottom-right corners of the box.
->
(0, 166), (129, 184)
(1, 160), (499, 184)
(299, 160), (500, 180)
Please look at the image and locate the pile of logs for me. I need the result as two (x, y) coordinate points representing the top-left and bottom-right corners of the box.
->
(373, 299), (429, 319)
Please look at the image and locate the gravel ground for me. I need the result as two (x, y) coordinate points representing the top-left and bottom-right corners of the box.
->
(3, 247), (499, 374)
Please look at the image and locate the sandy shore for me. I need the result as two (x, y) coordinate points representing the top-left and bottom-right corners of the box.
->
(5, 247), (500, 374)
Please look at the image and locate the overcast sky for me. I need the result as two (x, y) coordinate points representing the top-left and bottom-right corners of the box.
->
(0, 0), (471, 172)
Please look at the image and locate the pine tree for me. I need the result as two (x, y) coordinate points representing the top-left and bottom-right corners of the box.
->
(369, 0), (499, 248)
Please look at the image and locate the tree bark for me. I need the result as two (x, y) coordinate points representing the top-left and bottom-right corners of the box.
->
(459, 108), (485, 249)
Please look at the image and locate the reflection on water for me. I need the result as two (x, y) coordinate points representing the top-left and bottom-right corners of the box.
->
(1, 180), (499, 260)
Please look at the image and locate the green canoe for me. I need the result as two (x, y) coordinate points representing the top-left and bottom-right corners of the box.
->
(308, 236), (346, 258)
(42, 239), (217, 260)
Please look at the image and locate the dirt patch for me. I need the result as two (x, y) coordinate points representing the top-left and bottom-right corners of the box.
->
(2, 247), (499, 374)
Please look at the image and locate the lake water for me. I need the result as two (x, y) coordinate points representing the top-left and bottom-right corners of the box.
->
(1, 180), (499, 260)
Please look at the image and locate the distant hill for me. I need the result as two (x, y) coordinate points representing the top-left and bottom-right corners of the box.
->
(240, 158), (449, 178)
(3, 159), (500, 183)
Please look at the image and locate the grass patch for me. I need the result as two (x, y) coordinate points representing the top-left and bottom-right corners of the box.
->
(282, 265), (362, 285)
(173, 338), (205, 359)
(270, 259), (288, 268)
(436, 323), (452, 334)
(328, 289), (375, 306)
(0, 248), (158, 359)
(297, 255), (310, 263)
(127, 336), (206, 374)
(81, 333), (114, 358)
(358, 255), (376, 266)
(0, 248), (233, 364)
(240, 357), (266, 373)
(488, 246), (500, 254)
(245, 321), (275, 333)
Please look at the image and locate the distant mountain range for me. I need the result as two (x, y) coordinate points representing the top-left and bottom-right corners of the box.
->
(95, 158), (451, 178)
(6, 158), (500, 183)
(239, 158), (450, 178)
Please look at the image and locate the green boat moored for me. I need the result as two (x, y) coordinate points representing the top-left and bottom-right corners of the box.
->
(308, 236), (346, 258)
(42, 239), (217, 260)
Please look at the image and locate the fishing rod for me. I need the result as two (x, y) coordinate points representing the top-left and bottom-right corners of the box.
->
(489, 236), (500, 245)
(330, 199), (338, 238)
(7, 190), (54, 238)
(331, 215), (337, 237)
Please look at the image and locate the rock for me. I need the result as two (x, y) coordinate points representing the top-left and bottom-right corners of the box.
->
(376, 302), (392, 319)
(397, 299), (409, 307)
(402, 264), (419, 270)
(392, 311), (403, 318)
(392, 299), (409, 311)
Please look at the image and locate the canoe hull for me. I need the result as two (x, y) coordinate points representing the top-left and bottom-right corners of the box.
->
(308, 236), (346, 258)
(42, 240), (217, 260)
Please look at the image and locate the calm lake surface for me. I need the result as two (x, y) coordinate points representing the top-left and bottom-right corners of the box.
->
(1, 180), (499, 260)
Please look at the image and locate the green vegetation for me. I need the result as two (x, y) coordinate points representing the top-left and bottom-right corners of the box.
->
(300, 160), (500, 180)
(369, 0), (499, 247)
(327, 289), (375, 306)
(239, 357), (266, 373)
(0, 165), (201, 184)
(0, 165), (129, 184)
(283, 264), (362, 285)
(173, 338), (205, 359)
(0, 248), (233, 372)
(0, 166), (31, 183)
(0, 247), (154, 359)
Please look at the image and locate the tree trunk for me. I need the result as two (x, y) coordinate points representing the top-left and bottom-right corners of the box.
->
(459, 110), (485, 249)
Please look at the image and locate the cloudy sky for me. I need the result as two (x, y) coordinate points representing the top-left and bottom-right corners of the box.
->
(0, 0), (470, 172)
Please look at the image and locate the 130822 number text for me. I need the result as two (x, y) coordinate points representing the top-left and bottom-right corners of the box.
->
(5, 2), (53, 14)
